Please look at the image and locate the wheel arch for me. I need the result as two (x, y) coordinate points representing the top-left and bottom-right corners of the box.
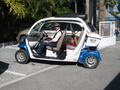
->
(78, 49), (102, 63)
(18, 39), (30, 58)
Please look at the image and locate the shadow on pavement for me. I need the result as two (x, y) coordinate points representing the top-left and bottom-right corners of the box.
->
(31, 59), (84, 68)
(31, 59), (77, 66)
(0, 61), (9, 75)
(104, 73), (120, 90)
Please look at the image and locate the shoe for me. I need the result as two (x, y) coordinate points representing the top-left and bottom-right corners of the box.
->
(32, 49), (37, 54)
(33, 53), (41, 57)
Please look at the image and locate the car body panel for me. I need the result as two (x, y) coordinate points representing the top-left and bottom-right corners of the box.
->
(78, 48), (102, 63)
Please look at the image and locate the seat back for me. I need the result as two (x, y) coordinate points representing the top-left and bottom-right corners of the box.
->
(46, 29), (66, 51)
(55, 29), (66, 50)
(76, 31), (84, 45)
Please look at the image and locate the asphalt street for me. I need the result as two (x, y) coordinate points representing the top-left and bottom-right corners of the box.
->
(0, 40), (120, 90)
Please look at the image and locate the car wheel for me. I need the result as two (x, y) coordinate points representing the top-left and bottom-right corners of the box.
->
(83, 55), (99, 69)
(15, 49), (29, 64)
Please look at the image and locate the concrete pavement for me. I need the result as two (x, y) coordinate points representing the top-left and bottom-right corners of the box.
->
(0, 41), (120, 90)
(0, 37), (120, 90)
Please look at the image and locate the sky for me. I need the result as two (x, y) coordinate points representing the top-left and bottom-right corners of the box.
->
(106, 0), (120, 12)
(112, 4), (119, 12)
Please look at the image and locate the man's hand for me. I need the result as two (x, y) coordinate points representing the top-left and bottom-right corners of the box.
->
(44, 40), (49, 43)
(44, 40), (53, 43)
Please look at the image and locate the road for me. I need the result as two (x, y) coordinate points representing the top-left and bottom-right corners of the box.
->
(0, 41), (120, 90)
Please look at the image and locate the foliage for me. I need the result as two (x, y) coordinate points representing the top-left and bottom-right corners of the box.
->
(4, 0), (73, 20)
(117, 1), (120, 12)
(110, 11), (120, 15)
(0, 0), (73, 42)
(54, 7), (73, 14)
(106, 0), (117, 6)
(106, 0), (117, 12)
(4, 0), (26, 19)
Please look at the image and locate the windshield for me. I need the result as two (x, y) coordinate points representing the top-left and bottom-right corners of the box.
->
(29, 22), (44, 37)
(87, 23), (98, 33)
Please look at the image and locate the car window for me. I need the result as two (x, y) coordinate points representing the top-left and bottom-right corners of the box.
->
(41, 23), (54, 30)
(72, 23), (83, 31)
(63, 23), (83, 31)
(29, 20), (84, 37)
(41, 22), (68, 31)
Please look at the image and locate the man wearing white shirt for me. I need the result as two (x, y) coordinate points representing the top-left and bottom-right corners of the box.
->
(34, 23), (62, 56)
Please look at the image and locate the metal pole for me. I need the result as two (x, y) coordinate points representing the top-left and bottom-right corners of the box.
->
(93, 0), (97, 27)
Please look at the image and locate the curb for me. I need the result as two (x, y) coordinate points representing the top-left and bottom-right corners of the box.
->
(0, 41), (17, 48)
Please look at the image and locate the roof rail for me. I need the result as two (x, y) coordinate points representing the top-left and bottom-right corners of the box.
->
(55, 13), (87, 20)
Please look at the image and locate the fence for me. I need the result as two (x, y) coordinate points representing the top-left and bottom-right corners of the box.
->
(98, 21), (116, 48)
(99, 21), (115, 37)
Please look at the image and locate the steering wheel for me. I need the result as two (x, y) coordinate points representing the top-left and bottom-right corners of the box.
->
(33, 31), (48, 49)
(37, 31), (48, 41)
(41, 31), (48, 37)
(33, 31), (46, 49)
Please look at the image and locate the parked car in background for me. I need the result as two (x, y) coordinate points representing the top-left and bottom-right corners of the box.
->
(16, 28), (29, 43)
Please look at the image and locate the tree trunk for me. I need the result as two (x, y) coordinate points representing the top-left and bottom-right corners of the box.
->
(99, 0), (105, 22)
(85, 0), (90, 22)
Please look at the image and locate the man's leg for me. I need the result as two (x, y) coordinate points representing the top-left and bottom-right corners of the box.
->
(36, 42), (51, 54)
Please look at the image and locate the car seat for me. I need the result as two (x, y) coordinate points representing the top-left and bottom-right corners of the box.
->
(46, 29), (67, 57)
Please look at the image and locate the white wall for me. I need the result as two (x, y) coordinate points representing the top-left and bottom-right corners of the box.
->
(98, 35), (116, 49)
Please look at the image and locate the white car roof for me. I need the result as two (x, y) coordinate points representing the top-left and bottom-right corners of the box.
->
(28, 16), (90, 35)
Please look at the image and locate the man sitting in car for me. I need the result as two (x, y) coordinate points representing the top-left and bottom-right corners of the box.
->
(33, 23), (62, 56)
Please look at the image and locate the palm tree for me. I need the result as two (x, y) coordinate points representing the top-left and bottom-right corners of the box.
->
(85, 0), (90, 22)
(99, 0), (106, 22)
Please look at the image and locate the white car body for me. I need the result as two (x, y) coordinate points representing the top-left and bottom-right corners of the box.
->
(15, 14), (102, 68)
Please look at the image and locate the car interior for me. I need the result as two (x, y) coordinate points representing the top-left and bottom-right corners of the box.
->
(27, 20), (84, 59)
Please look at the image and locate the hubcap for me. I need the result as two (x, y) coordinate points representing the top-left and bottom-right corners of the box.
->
(85, 55), (97, 67)
(17, 52), (26, 62)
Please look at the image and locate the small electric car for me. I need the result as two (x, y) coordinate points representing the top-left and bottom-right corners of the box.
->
(15, 13), (102, 69)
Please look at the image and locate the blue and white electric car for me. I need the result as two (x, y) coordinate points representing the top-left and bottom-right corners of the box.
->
(15, 13), (102, 69)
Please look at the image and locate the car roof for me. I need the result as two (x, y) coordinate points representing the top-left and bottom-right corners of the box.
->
(28, 14), (91, 34)
(55, 13), (87, 20)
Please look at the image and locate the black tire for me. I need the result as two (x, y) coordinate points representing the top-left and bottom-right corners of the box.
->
(83, 55), (99, 69)
(15, 49), (29, 64)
